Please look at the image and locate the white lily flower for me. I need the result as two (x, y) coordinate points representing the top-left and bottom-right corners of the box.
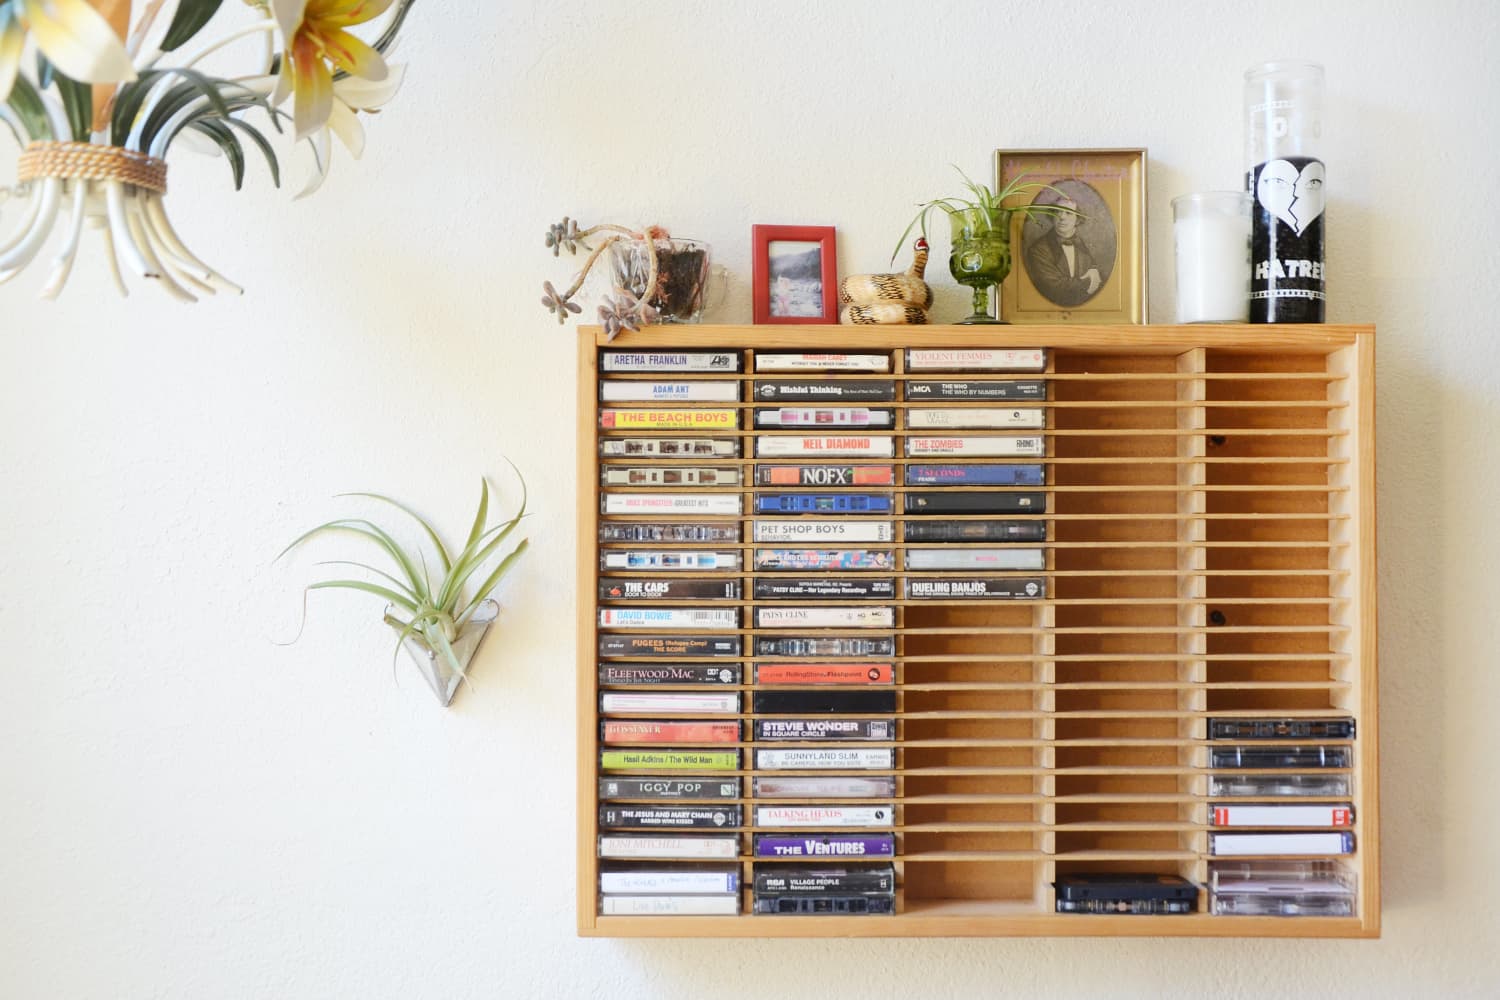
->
(0, 0), (136, 101)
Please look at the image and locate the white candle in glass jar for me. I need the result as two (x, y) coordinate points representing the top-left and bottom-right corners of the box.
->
(1173, 192), (1251, 323)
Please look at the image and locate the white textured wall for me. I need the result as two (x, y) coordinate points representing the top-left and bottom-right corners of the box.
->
(2, 1), (1497, 996)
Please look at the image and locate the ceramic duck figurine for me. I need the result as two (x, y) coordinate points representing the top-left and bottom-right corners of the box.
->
(838, 239), (934, 324)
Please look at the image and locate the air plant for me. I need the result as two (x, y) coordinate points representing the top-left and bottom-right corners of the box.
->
(541, 217), (670, 337)
(892, 165), (1078, 263)
(0, 0), (417, 300)
(278, 471), (530, 697)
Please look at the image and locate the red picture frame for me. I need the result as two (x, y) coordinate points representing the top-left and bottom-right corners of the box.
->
(751, 225), (838, 324)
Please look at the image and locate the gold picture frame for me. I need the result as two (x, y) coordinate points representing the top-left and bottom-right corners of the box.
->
(995, 148), (1147, 324)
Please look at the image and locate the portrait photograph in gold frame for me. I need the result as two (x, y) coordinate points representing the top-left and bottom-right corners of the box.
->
(995, 148), (1147, 323)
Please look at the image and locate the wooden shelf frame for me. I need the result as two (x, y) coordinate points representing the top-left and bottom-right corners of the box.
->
(577, 324), (1378, 938)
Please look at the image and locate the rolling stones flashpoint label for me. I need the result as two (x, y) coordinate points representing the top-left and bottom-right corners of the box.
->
(1249, 156), (1325, 322)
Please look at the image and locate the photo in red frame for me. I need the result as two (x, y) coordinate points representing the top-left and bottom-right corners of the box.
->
(751, 225), (838, 324)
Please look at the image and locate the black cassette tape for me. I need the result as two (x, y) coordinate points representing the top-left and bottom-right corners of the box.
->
(1209, 745), (1351, 769)
(753, 894), (894, 914)
(753, 866), (896, 895)
(903, 577), (1046, 600)
(753, 578), (897, 600)
(904, 491), (1046, 514)
(753, 718), (896, 741)
(752, 690), (898, 715)
(904, 379), (1046, 400)
(902, 519), (1047, 543)
(599, 578), (741, 601)
(598, 635), (742, 658)
(1054, 873), (1198, 915)
(1208, 717), (1356, 740)
(754, 636), (897, 657)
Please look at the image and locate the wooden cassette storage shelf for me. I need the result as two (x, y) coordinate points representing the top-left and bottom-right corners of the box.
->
(576, 324), (1378, 938)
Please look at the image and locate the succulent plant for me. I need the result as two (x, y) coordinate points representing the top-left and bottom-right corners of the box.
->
(541, 217), (667, 338)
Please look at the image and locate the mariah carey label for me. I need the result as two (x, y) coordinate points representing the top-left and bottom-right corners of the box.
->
(1249, 156), (1325, 323)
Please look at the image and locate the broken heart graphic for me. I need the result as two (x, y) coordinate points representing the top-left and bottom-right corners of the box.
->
(1257, 159), (1325, 236)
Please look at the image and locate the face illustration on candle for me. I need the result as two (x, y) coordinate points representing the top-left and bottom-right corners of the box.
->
(1257, 159), (1325, 236)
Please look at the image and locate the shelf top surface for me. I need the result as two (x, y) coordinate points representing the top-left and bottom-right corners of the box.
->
(583, 323), (1374, 353)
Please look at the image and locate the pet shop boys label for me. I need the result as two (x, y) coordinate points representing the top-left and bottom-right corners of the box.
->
(1249, 156), (1324, 323)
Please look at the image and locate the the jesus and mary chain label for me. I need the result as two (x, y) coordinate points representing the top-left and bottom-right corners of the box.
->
(1250, 156), (1325, 322)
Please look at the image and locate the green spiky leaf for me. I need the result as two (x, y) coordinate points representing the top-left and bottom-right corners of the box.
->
(161, 0), (227, 53)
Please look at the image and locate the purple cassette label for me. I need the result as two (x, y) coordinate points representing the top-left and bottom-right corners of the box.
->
(753, 834), (896, 858)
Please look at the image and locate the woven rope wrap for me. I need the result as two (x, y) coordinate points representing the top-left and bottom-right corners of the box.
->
(17, 141), (168, 195)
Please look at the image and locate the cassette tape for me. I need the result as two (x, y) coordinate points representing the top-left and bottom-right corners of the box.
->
(753, 865), (896, 895)
(598, 804), (742, 829)
(1208, 861), (1357, 917)
(754, 380), (897, 402)
(754, 747), (895, 770)
(599, 380), (742, 402)
(601, 466), (741, 487)
(904, 491), (1046, 514)
(904, 463), (1046, 487)
(903, 577), (1046, 600)
(906, 436), (1045, 457)
(598, 777), (742, 801)
(1209, 745), (1351, 769)
(597, 608), (740, 630)
(754, 805), (893, 828)
(903, 348), (1047, 372)
(755, 464), (895, 487)
(754, 519), (895, 544)
(904, 379), (1046, 400)
(755, 436), (895, 458)
(1053, 873), (1197, 915)
(596, 834), (740, 859)
(600, 550), (741, 571)
(598, 521), (741, 543)
(1208, 831), (1356, 856)
(905, 407), (1045, 430)
(754, 606), (895, 629)
(597, 635), (742, 658)
(902, 520), (1048, 543)
(753, 894), (894, 914)
(754, 549), (896, 572)
(1210, 803), (1353, 827)
(1207, 773), (1351, 798)
(754, 636), (896, 657)
(602, 493), (742, 516)
(600, 350), (742, 373)
(599, 895), (741, 916)
(597, 663), (741, 686)
(600, 720), (741, 744)
(599, 437), (740, 458)
(1208, 717), (1356, 740)
(754, 663), (894, 685)
(753, 833), (896, 857)
(599, 692), (741, 714)
(598, 578), (741, 601)
(754, 353), (891, 372)
(753, 578), (897, 601)
(752, 689), (898, 715)
(754, 718), (895, 741)
(599, 409), (738, 431)
(754, 493), (894, 515)
(598, 867), (740, 894)
(752, 776), (898, 798)
(755, 407), (894, 428)
(599, 749), (741, 771)
(903, 548), (1046, 571)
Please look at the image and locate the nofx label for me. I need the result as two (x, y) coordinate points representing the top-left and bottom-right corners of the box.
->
(1250, 156), (1325, 321)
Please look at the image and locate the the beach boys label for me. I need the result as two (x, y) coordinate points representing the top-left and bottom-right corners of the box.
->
(1250, 156), (1325, 322)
